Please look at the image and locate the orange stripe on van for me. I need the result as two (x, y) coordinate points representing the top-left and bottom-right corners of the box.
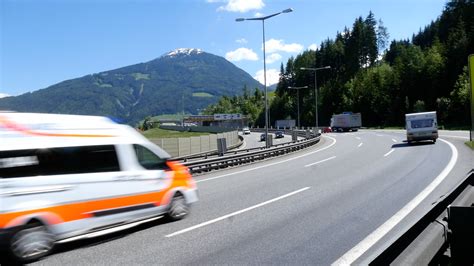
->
(0, 190), (169, 228)
(0, 115), (115, 138)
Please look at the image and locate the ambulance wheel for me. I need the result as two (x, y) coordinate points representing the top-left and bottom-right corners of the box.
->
(10, 222), (55, 263)
(166, 193), (189, 221)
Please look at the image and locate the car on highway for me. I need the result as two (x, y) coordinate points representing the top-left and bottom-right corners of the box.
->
(260, 133), (266, 141)
(275, 131), (284, 138)
(242, 127), (251, 135)
(322, 127), (332, 133)
(0, 112), (198, 263)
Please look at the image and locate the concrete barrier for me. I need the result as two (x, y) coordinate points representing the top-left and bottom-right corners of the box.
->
(149, 130), (240, 157)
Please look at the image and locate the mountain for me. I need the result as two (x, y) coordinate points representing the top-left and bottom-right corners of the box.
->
(0, 48), (262, 124)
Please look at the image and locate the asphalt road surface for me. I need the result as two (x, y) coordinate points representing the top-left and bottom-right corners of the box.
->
(238, 131), (296, 150)
(30, 130), (473, 265)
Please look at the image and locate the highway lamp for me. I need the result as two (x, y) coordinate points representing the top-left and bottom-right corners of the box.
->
(300, 66), (331, 133)
(236, 8), (293, 148)
(288, 86), (308, 128)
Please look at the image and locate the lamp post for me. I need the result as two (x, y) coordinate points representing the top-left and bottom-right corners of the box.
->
(236, 8), (293, 148)
(300, 66), (331, 132)
(288, 86), (308, 128)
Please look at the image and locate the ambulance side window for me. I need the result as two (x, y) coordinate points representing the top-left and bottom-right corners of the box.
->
(133, 145), (167, 170)
(0, 145), (120, 178)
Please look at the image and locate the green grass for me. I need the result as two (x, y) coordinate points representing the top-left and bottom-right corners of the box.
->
(465, 141), (474, 150)
(131, 73), (150, 80)
(142, 128), (211, 138)
(93, 82), (113, 88)
(192, 92), (214, 98)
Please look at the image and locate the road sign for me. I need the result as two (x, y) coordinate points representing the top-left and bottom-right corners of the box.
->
(470, 55), (474, 141)
(213, 113), (242, 120)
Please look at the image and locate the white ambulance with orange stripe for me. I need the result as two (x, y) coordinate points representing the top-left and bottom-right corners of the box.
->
(0, 112), (198, 263)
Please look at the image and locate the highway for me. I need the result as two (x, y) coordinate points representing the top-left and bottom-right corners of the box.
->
(31, 130), (473, 265)
(237, 131), (297, 150)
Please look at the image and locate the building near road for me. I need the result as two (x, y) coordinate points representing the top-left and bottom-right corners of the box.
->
(184, 114), (248, 129)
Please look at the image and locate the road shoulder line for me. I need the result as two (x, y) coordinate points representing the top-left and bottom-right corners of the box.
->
(332, 138), (458, 265)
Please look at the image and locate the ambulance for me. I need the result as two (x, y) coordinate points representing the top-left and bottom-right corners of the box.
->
(0, 112), (198, 262)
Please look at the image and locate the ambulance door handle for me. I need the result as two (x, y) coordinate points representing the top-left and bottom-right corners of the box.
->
(115, 175), (139, 181)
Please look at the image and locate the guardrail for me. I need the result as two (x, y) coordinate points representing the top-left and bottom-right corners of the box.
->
(182, 134), (320, 174)
(174, 129), (315, 163)
(369, 169), (474, 265)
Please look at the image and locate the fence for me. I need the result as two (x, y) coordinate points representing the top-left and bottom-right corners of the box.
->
(149, 131), (239, 157)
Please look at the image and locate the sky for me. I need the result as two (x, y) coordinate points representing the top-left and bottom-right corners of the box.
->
(1, 0), (447, 97)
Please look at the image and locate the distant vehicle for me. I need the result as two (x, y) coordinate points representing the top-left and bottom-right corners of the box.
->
(242, 127), (251, 135)
(260, 133), (266, 141)
(275, 131), (284, 138)
(0, 112), (198, 263)
(322, 127), (332, 133)
(330, 112), (362, 132)
(405, 111), (438, 144)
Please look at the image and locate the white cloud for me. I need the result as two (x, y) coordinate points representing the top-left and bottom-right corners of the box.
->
(206, 0), (226, 3)
(266, 53), (282, 64)
(254, 12), (264, 17)
(264, 39), (304, 53)
(217, 0), (265, 13)
(0, 93), (11, 98)
(308, 43), (318, 51)
(236, 38), (248, 44)
(225, 47), (258, 61)
(254, 68), (280, 86)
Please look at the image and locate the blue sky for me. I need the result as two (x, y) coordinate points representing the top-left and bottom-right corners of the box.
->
(1, 0), (447, 97)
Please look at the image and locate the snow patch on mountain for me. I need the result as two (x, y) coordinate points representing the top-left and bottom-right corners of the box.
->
(164, 48), (203, 58)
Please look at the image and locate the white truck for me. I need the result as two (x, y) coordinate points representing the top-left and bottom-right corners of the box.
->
(330, 112), (362, 132)
(405, 111), (438, 144)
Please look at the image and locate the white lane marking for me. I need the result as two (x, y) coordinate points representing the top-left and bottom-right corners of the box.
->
(384, 149), (395, 157)
(196, 136), (337, 183)
(165, 187), (311, 238)
(392, 138), (397, 143)
(333, 138), (458, 265)
(305, 156), (336, 167)
(356, 137), (361, 140)
(358, 143), (363, 148)
(440, 135), (469, 140)
(376, 134), (384, 137)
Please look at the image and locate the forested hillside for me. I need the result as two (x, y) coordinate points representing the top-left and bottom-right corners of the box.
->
(0, 49), (261, 124)
(274, 0), (473, 127)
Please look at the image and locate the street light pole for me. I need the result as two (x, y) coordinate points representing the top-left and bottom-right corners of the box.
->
(288, 86), (308, 128)
(236, 8), (293, 148)
(300, 66), (331, 133)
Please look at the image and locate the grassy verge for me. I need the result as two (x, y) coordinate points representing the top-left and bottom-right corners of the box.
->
(465, 141), (474, 150)
(142, 128), (211, 138)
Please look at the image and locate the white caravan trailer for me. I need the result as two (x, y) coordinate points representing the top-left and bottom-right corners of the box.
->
(405, 111), (438, 144)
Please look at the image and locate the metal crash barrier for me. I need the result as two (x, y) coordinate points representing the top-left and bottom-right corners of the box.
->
(182, 133), (320, 174)
(370, 170), (474, 265)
